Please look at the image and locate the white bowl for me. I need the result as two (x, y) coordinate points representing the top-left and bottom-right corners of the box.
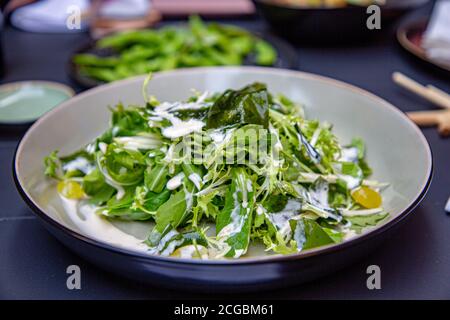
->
(14, 67), (432, 290)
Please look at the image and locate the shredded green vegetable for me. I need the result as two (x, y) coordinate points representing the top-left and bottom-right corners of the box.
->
(45, 81), (389, 259)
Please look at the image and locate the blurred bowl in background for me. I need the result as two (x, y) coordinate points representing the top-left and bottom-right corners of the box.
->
(253, 0), (430, 44)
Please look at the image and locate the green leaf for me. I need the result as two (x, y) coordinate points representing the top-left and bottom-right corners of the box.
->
(83, 168), (115, 205)
(322, 227), (345, 243)
(358, 158), (373, 178)
(346, 213), (389, 233)
(147, 229), (208, 255)
(262, 193), (288, 213)
(341, 162), (363, 178)
(294, 218), (335, 250)
(142, 189), (171, 212)
(350, 138), (365, 159)
(181, 163), (204, 190)
(144, 164), (169, 193)
(104, 145), (146, 185)
(111, 104), (149, 137)
(102, 187), (153, 221)
(44, 151), (62, 180)
(155, 190), (188, 231)
(148, 188), (194, 246)
(106, 187), (135, 210)
(216, 168), (255, 258)
(206, 83), (270, 129)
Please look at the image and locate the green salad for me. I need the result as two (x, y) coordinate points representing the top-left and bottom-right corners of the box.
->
(74, 16), (277, 83)
(45, 80), (389, 259)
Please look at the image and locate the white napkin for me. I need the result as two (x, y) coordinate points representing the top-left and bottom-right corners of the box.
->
(11, 0), (89, 33)
(99, 0), (151, 19)
(422, 0), (450, 66)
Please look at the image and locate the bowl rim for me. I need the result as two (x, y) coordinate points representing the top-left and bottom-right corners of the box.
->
(396, 18), (450, 74)
(13, 66), (433, 266)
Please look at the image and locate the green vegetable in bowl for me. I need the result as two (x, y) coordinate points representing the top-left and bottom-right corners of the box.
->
(73, 16), (277, 83)
(44, 79), (389, 259)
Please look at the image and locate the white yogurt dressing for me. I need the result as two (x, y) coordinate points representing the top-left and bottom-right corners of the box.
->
(292, 219), (306, 250)
(309, 180), (330, 208)
(209, 130), (226, 144)
(188, 173), (202, 190)
(162, 119), (205, 139)
(96, 155), (126, 199)
(338, 174), (361, 190)
(114, 135), (161, 151)
(60, 196), (148, 253)
(173, 244), (209, 259)
(216, 183), (252, 258)
(166, 172), (185, 190)
(217, 193), (245, 240)
(266, 200), (302, 240)
(99, 142), (108, 154)
(339, 147), (359, 163)
(63, 157), (95, 175)
(149, 97), (210, 139)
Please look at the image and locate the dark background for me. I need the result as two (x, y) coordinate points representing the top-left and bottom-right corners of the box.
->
(1, 2), (449, 299)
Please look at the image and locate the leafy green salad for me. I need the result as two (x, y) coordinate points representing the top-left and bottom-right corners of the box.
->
(45, 81), (389, 259)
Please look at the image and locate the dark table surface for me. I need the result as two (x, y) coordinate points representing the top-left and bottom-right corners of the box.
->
(1, 3), (449, 300)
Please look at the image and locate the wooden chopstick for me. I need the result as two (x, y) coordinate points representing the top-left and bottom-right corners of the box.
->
(407, 110), (450, 136)
(392, 72), (450, 137)
(427, 85), (450, 102)
(392, 72), (450, 109)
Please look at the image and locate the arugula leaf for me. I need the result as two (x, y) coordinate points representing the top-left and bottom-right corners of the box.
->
(101, 187), (152, 221)
(155, 190), (189, 231)
(322, 227), (345, 243)
(144, 164), (169, 193)
(181, 163), (204, 190)
(146, 229), (208, 256)
(346, 213), (389, 233)
(262, 193), (288, 213)
(148, 185), (195, 246)
(293, 218), (335, 250)
(216, 168), (255, 258)
(358, 158), (373, 178)
(341, 162), (363, 178)
(350, 138), (365, 159)
(83, 168), (115, 205)
(346, 138), (373, 178)
(104, 145), (146, 185)
(141, 188), (171, 212)
(111, 103), (149, 136)
(44, 151), (62, 180)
